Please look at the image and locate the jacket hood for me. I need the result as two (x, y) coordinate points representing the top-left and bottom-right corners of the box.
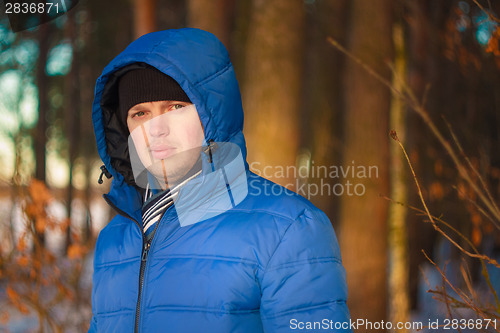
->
(92, 28), (247, 189)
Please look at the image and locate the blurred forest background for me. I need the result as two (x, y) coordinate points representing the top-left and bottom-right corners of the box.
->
(0, 0), (500, 332)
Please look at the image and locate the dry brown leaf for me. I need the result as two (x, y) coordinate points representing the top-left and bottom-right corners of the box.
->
(67, 244), (86, 259)
(16, 256), (30, 267)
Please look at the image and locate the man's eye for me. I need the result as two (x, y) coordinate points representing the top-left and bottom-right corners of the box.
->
(132, 111), (145, 118)
(172, 104), (185, 110)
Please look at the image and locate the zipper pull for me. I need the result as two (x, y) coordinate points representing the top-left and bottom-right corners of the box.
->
(98, 165), (112, 184)
(141, 242), (150, 262)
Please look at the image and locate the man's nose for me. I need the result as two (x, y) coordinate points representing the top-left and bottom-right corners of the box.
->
(148, 114), (170, 137)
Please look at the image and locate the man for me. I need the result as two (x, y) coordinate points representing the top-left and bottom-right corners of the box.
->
(90, 28), (351, 332)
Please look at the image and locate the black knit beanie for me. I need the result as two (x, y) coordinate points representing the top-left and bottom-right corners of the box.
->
(118, 67), (191, 122)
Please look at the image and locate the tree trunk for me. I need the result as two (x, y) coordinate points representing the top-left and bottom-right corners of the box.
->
(302, 0), (348, 218)
(64, 8), (81, 253)
(35, 23), (50, 182)
(388, 22), (410, 332)
(405, 0), (439, 310)
(338, 0), (393, 326)
(242, 0), (305, 187)
(34, 21), (52, 248)
(76, 5), (98, 241)
(187, 0), (234, 48)
(134, 0), (156, 38)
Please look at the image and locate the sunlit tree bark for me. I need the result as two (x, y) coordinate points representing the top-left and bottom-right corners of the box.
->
(242, 0), (305, 187)
(187, 0), (234, 48)
(134, 0), (156, 38)
(338, 0), (393, 327)
(388, 22), (409, 333)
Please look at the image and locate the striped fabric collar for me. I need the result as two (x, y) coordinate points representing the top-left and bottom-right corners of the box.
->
(142, 170), (202, 236)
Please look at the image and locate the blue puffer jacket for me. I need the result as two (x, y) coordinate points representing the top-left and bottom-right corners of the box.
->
(90, 28), (351, 333)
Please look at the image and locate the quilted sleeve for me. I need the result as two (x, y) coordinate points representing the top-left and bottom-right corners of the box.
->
(88, 315), (97, 333)
(88, 246), (98, 333)
(259, 208), (352, 332)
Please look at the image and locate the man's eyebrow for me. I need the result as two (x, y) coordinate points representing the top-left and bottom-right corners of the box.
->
(128, 105), (148, 113)
(128, 100), (187, 114)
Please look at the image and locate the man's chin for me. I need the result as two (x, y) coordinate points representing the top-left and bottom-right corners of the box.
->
(141, 152), (202, 189)
(147, 165), (189, 187)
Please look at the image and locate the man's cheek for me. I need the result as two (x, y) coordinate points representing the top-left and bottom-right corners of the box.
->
(185, 127), (205, 147)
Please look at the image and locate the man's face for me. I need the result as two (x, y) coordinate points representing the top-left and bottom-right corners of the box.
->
(127, 100), (205, 188)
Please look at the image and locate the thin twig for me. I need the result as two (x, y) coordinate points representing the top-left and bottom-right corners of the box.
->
(441, 263), (454, 323)
(381, 193), (500, 269)
(472, 0), (500, 24)
(460, 259), (478, 303)
(419, 265), (431, 289)
(326, 37), (406, 100)
(428, 289), (500, 319)
(452, 185), (497, 227)
(328, 36), (500, 231)
(389, 131), (495, 264)
(382, 192), (500, 311)
(422, 250), (495, 327)
(413, 105), (500, 231)
(444, 116), (500, 220)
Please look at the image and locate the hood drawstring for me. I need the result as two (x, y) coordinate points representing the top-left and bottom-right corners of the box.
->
(98, 165), (112, 184)
(202, 140), (218, 164)
(202, 140), (235, 208)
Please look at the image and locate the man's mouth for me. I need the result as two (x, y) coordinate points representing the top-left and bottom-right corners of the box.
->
(150, 146), (176, 159)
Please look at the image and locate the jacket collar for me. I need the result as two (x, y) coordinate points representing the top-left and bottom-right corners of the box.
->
(105, 140), (248, 227)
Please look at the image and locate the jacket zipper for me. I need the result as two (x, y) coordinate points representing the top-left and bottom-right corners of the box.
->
(136, 238), (149, 333)
(135, 208), (163, 333)
(102, 195), (148, 333)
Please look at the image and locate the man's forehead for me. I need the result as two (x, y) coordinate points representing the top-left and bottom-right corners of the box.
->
(118, 67), (192, 117)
